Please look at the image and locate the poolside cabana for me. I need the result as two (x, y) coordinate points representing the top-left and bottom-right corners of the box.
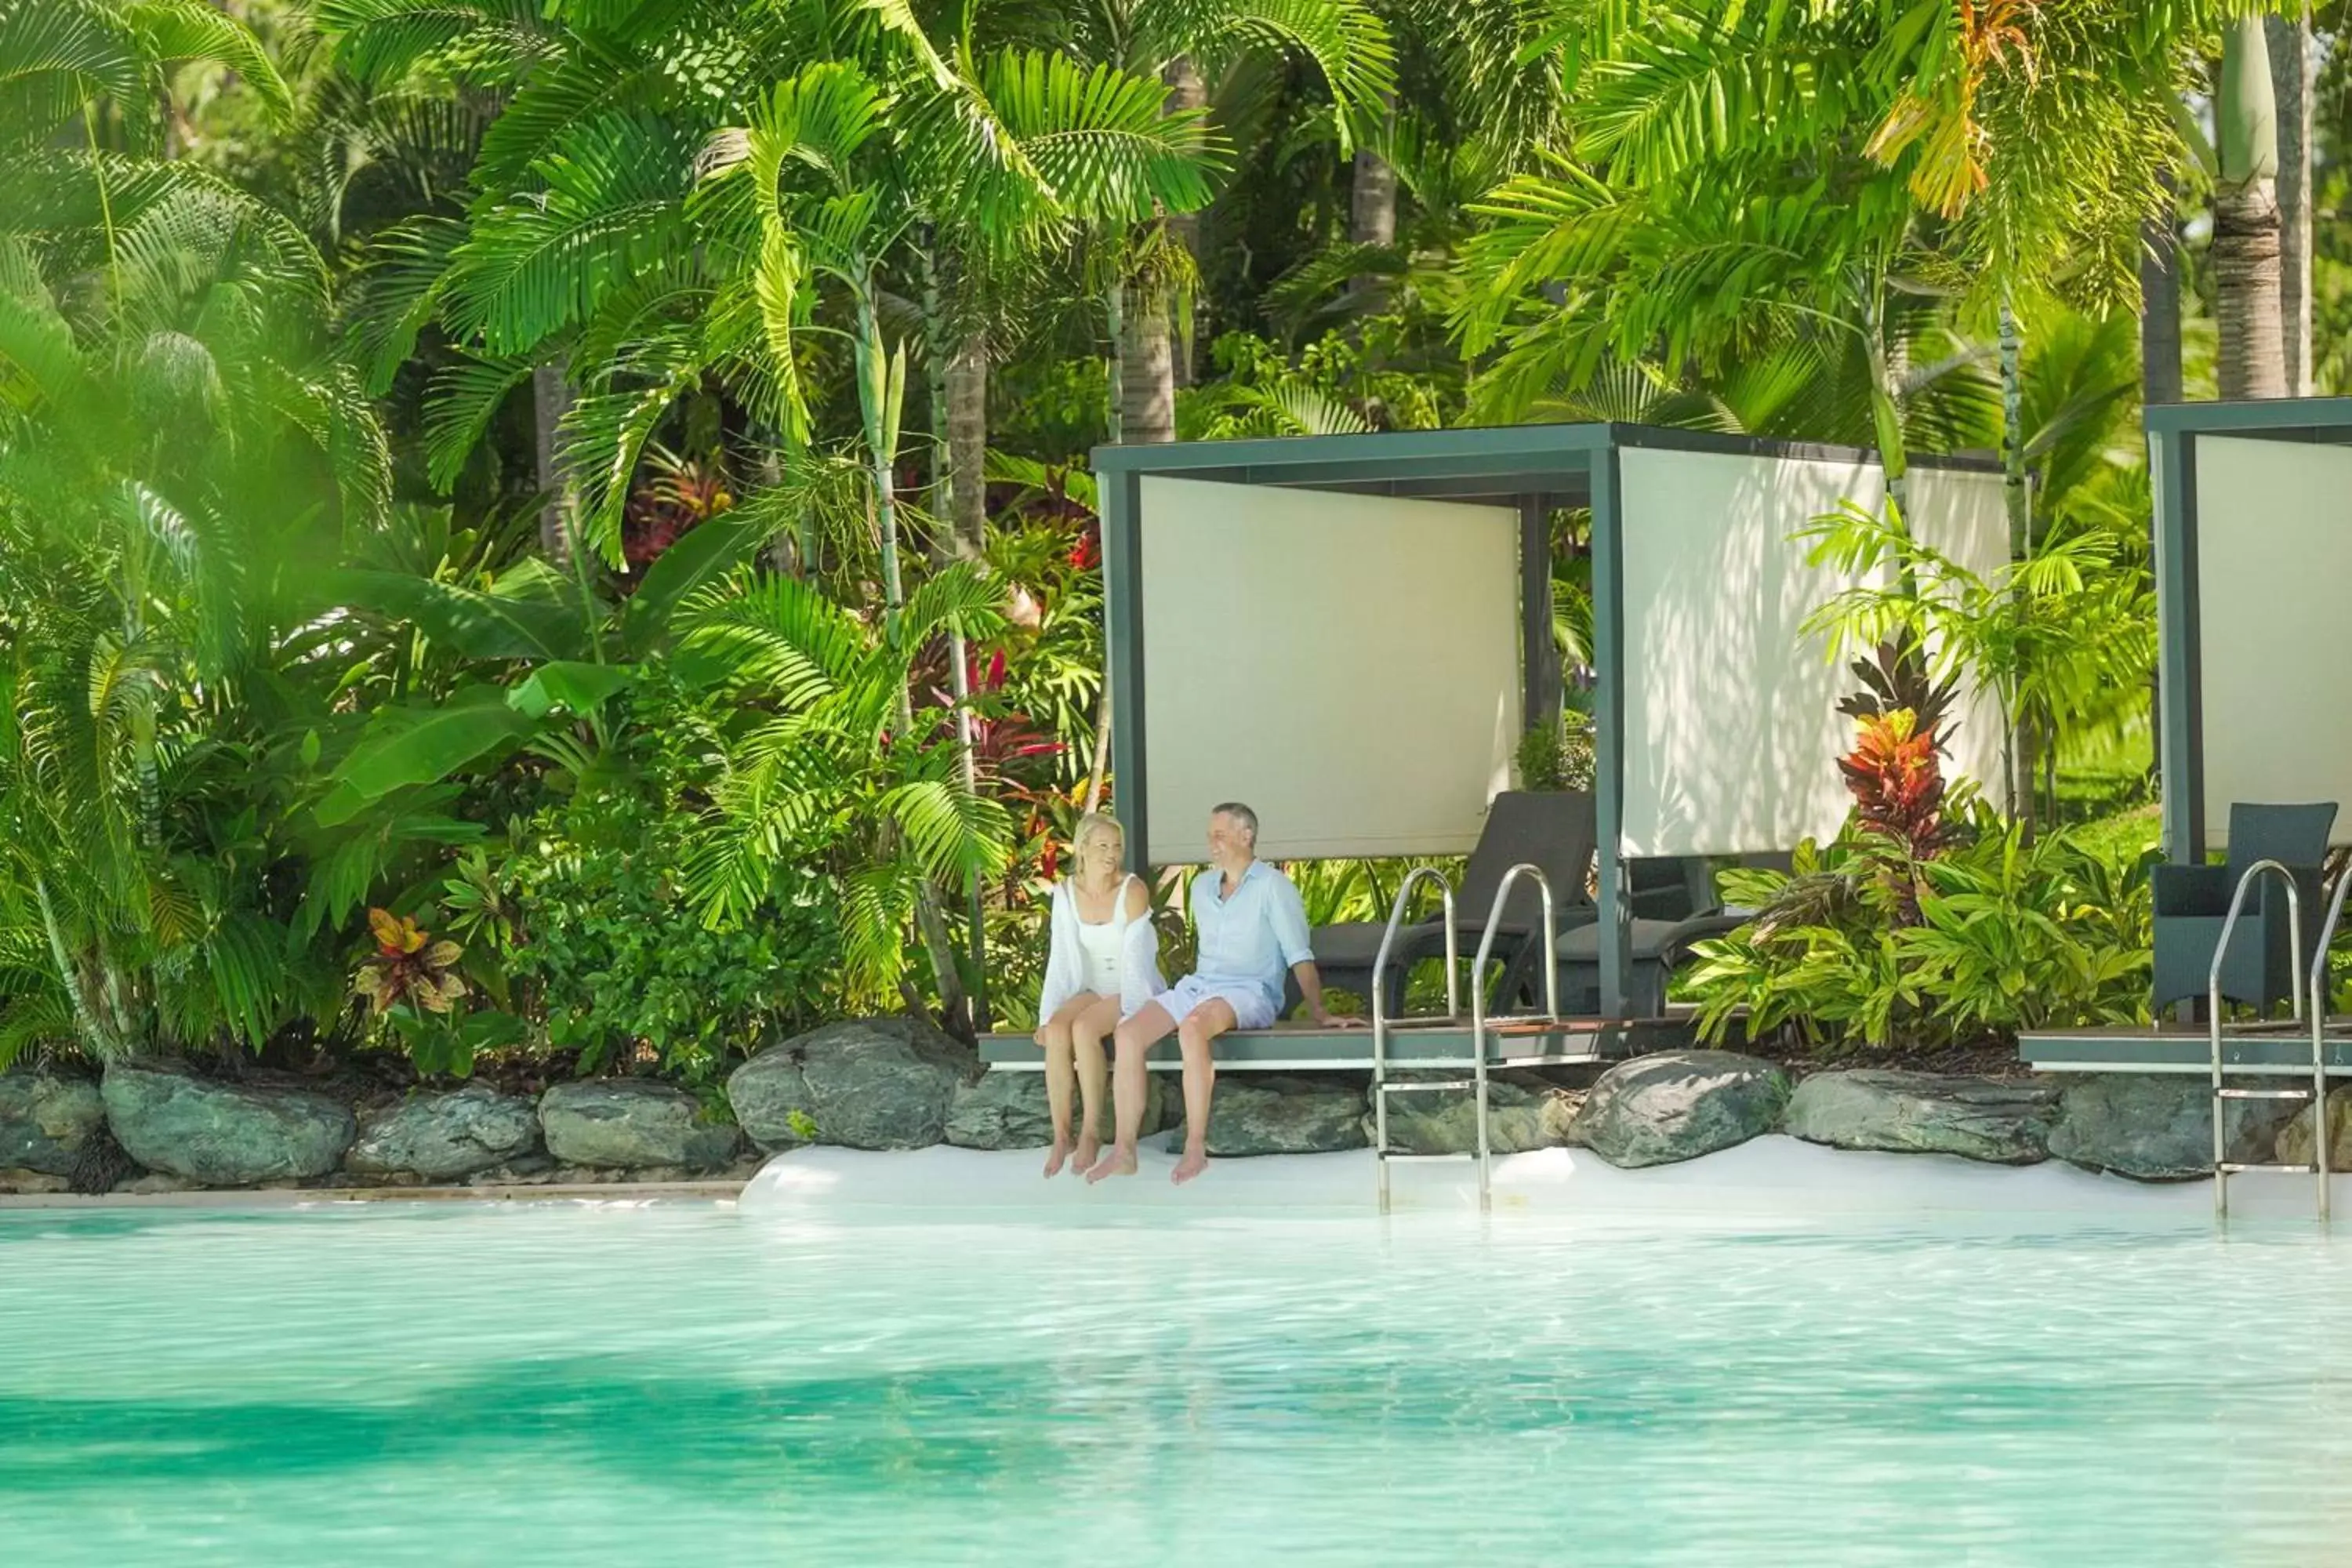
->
(2143, 398), (2352, 862)
(1084, 421), (2009, 1026)
(2024, 397), (2352, 1078)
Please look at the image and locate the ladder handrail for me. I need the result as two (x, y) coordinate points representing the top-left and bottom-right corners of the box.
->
(2305, 867), (2352, 1220)
(1370, 866), (1461, 1042)
(1465, 864), (1559, 1213)
(2208, 858), (2306, 1025)
(2307, 865), (2352, 1021)
(1469, 865), (1559, 1028)
(1371, 867), (1457, 1216)
(2211, 858), (2307, 1221)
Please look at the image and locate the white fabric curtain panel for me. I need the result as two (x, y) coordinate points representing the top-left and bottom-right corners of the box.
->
(1136, 476), (1522, 864)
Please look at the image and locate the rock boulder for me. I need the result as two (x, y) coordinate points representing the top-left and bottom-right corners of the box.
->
(2270, 1087), (2352, 1172)
(539, 1080), (738, 1171)
(0, 1073), (106, 1177)
(1174, 1077), (1367, 1156)
(102, 1060), (354, 1186)
(347, 1085), (542, 1181)
(2046, 1073), (2292, 1181)
(1781, 1069), (2058, 1165)
(1374, 1075), (1576, 1156)
(730, 1017), (978, 1152)
(943, 1069), (1169, 1150)
(1568, 1051), (1788, 1168)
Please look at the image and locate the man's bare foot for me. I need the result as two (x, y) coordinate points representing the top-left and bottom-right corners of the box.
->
(1084, 1145), (1138, 1184)
(1072, 1134), (1100, 1174)
(1043, 1137), (1071, 1178)
(1171, 1148), (1209, 1185)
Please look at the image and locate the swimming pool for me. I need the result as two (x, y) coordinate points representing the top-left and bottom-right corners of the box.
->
(3, 1198), (2347, 1566)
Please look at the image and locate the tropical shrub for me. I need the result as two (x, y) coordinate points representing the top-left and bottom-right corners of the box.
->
(0, 0), (387, 1068)
(1684, 811), (2157, 1055)
(488, 784), (839, 1087)
(673, 564), (1013, 1014)
(1516, 717), (1595, 793)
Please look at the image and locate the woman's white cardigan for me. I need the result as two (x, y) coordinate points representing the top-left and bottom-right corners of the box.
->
(1037, 876), (1163, 1023)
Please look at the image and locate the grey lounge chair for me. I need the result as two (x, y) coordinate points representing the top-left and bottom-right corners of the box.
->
(1627, 855), (1720, 922)
(1494, 857), (1756, 1018)
(1309, 790), (1598, 1017)
(2152, 800), (2338, 1017)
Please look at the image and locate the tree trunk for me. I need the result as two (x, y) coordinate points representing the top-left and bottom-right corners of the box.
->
(1345, 96), (1399, 307)
(859, 282), (971, 1037)
(754, 437), (796, 575)
(2140, 176), (2184, 411)
(1119, 288), (1177, 446)
(1163, 59), (1207, 387)
(532, 364), (576, 564)
(1859, 289), (1911, 527)
(2140, 172), (2180, 801)
(2216, 19), (2286, 401)
(946, 337), (987, 561)
(1080, 688), (1113, 817)
(928, 310), (992, 1033)
(1104, 283), (1124, 445)
(2214, 182), (2287, 400)
(1350, 145), (1397, 248)
(2268, 7), (2314, 397)
(1998, 292), (2035, 837)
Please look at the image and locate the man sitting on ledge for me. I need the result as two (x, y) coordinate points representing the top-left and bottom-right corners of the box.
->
(1087, 801), (1361, 1185)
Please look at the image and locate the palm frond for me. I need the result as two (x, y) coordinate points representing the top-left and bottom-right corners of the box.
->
(421, 350), (532, 491)
(0, 0), (143, 150)
(313, 0), (550, 85)
(122, 0), (294, 121)
(346, 215), (462, 396)
(877, 777), (1013, 887)
(441, 113), (699, 355)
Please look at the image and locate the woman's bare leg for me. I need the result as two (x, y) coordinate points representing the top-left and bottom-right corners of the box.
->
(1087, 1000), (1176, 1182)
(1040, 996), (1097, 1177)
(1070, 995), (1117, 1173)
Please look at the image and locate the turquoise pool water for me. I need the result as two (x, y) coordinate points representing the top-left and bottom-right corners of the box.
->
(3, 1202), (2349, 1566)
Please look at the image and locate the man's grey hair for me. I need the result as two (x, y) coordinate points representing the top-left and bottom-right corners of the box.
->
(1210, 801), (1258, 844)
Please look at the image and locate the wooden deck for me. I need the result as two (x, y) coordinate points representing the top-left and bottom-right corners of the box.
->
(979, 1014), (1699, 1072)
(2017, 1018), (2352, 1076)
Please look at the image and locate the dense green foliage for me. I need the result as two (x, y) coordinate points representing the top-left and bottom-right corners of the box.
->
(484, 783), (839, 1086)
(1685, 811), (2159, 1055)
(0, 0), (2330, 1080)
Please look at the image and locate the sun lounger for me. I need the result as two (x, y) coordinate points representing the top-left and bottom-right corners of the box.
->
(1308, 790), (1598, 1015)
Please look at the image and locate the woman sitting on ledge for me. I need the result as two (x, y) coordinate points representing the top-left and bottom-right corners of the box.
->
(1033, 813), (1161, 1176)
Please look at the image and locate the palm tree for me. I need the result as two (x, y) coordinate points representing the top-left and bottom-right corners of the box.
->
(673, 564), (1015, 1009)
(1457, 5), (1951, 518)
(2215, 16), (2287, 399)
(316, 0), (1219, 1029)
(1035, 0), (1396, 445)
(1859, 1), (2183, 821)
(0, 0), (387, 1063)
(2267, 4), (2314, 395)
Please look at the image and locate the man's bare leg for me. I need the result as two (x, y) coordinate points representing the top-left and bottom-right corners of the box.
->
(1172, 998), (1237, 1185)
(1087, 1001), (1174, 1183)
(1070, 996), (1116, 1174)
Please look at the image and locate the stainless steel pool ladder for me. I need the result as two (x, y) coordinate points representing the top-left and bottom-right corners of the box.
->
(2208, 859), (2328, 1220)
(1370, 864), (1559, 1214)
(1370, 868), (1458, 1214)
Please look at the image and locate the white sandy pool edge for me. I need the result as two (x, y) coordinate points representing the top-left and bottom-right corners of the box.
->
(739, 1134), (2344, 1221)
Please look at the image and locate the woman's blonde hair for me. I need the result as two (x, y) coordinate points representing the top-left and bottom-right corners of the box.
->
(1071, 811), (1125, 866)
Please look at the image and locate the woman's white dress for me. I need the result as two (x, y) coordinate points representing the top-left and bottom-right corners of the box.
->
(1036, 875), (1163, 1023)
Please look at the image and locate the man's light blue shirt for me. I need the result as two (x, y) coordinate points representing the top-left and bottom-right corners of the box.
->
(1190, 859), (1314, 1022)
